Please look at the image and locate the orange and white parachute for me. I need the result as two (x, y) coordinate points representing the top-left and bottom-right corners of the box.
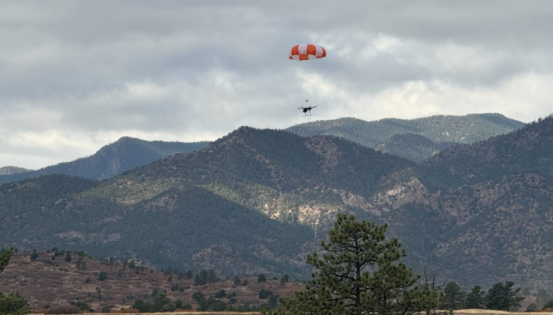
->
(289, 44), (326, 61)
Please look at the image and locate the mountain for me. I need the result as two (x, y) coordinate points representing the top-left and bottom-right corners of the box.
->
(424, 115), (553, 186)
(287, 113), (524, 162)
(0, 117), (550, 290)
(0, 137), (210, 183)
(0, 166), (33, 175)
(0, 128), (420, 278)
(383, 116), (552, 287)
(374, 133), (456, 163)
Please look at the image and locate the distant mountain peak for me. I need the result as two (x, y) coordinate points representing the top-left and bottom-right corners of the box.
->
(287, 113), (525, 162)
(0, 166), (33, 176)
(0, 137), (211, 183)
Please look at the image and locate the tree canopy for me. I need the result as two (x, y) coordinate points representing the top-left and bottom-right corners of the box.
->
(0, 247), (17, 275)
(277, 214), (441, 315)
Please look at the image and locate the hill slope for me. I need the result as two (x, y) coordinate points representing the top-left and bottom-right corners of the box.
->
(0, 118), (550, 290)
(0, 137), (210, 183)
(424, 115), (553, 185)
(287, 113), (524, 162)
(0, 166), (33, 175)
(0, 252), (304, 310)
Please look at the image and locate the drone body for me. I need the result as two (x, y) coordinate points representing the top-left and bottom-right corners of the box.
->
(298, 105), (317, 116)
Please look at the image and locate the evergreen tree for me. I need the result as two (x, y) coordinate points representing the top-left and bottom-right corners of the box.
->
(277, 214), (441, 315)
(464, 285), (485, 309)
(207, 269), (219, 284)
(440, 282), (465, 309)
(64, 252), (72, 262)
(0, 247), (17, 274)
(194, 270), (208, 285)
(257, 274), (267, 283)
(128, 260), (136, 270)
(0, 293), (31, 315)
(485, 282), (524, 311)
(280, 274), (289, 285)
(29, 250), (38, 262)
(98, 271), (108, 281)
(233, 276), (241, 286)
(192, 291), (205, 303)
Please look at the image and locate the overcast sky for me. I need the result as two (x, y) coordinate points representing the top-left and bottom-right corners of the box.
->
(1, 0), (552, 169)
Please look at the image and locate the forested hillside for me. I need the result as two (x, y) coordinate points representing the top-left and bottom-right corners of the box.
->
(0, 137), (210, 183)
(425, 115), (553, 186)
(287, 113), (524, 162)
(0, 117), (550, 290)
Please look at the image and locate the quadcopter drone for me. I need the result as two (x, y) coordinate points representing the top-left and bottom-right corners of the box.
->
(298, 100), (317, 116)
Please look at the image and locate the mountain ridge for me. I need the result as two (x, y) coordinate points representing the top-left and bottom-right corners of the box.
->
(287, 113), (525, 162)
(0, 137), (210, 183)
(0, 116), (550, 290)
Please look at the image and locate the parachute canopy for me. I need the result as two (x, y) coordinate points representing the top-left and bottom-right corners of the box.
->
(289, 44), (326, 60)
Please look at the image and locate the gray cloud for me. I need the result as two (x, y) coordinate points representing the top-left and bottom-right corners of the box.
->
(0, 0), (551, 169)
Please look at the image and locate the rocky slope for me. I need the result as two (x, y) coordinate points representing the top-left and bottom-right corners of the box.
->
(0, 117), (550, 290)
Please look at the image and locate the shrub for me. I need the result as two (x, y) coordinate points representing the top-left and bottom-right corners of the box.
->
(280, 274), (289, 285)
(45, 305), (82, 314)
(131, 300), (150, 313)
(71, 301), (92, 312)
(257, 274), (267, 283)
(232, 276), (241, 286)
(258, 289), (273, 299)
(98, 272), (108, 281)
(192, 292), (205, 303)
(214, 289), (226, 298)
(101, 305), (113, 313)
(0, 293), (31, 315)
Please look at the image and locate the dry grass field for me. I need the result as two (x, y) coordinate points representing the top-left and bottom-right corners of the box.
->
(454, 310), (553, 315)
(454, 310), (552, 315)
(25, 310), (553, 315)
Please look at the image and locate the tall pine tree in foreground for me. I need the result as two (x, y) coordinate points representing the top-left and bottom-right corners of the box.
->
(276, 214), (441, 315)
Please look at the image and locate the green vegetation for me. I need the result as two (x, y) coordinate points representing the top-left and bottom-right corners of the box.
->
(425, 115), (553, 186)
(375, 133), (455, 163)
(440, 282), (466, 309)
(132, 294), (191, 312)
(0, 247), (17, 274)
(287, 113), (524, 162)
(484, 282), (524, 311)
(464, 285), (485, 309)
(0, 293), (30, 315)
(278, 214), (442, 315)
